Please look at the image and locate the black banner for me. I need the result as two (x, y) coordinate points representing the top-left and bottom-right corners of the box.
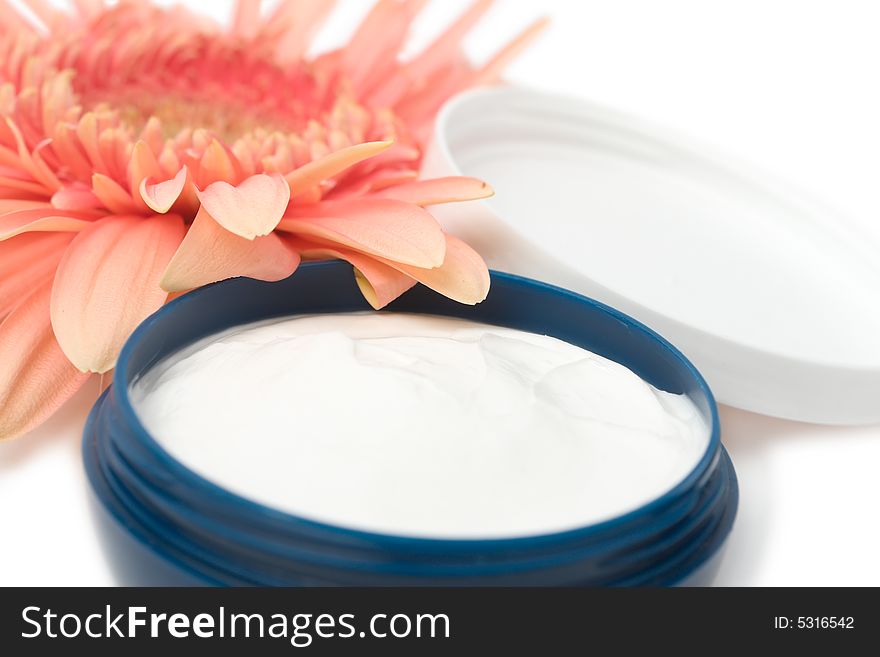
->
(0, 588), (874, 654)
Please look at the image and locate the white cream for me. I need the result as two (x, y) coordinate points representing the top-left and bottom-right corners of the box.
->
(130, 313), (709, 539)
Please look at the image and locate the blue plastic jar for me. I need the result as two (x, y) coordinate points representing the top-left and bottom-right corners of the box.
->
(83, 260), (737, 586)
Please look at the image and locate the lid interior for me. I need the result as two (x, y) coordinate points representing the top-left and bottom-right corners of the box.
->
(443, 90), (880, 370)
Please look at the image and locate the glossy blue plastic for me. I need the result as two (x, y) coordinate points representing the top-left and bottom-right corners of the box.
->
(83, 260), (738, 586)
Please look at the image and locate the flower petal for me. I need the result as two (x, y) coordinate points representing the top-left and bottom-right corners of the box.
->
(128, 140), (162, 197)
(0, 280), (90, 440)
(92, 173), (140, 214)
(0, 208), (93, 240)
(51, 184), (103, 211)
(232, 0), (261, 38)
(376, 234), (490, 305)
(408, 0), (494, 79)
(284, 141), (392, 198)
(0, 199), (49, 213)
(140, 166), (188, 214)
(161, 206), (300, 293)
(195, 173), (290, 239)
(270, 0), (337, 63)
(369, 177), (494, 206)
(19, 0), (68, 30)
(287, 237), (416, 309)
(197, 139), (242, 189)
(0, 232), (73, 317)
(50, 214), (186, 373)
(368, 0), (494, 106)
(343, 0), (427, 94)
(473, 17), (550, 85)
(326, 166), (418, 200)
(278, 198), (446, 268)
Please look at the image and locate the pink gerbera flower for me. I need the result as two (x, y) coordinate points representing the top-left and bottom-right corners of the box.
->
(0, 0), (545, 440)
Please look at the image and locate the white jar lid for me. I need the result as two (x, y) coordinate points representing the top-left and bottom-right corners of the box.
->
(423, 86), (880, 425)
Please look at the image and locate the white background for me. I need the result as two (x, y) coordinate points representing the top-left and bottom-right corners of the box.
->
(2, 0), (879, 586)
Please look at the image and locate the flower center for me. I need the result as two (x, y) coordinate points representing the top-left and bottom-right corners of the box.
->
(84, 88), (304, 143)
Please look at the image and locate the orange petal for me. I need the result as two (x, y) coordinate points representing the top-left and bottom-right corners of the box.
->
(0, 175), (49, 196)
(50, 214), (186, 373)
(76, 113), (110, 176)
(271, 0), (337, 63)
(3, 117), (61, 192)
(409, 0), (494, 79)
(232, 0), (261, 38)
(0, 232), (73, 317)
(353, 265), (416, 310)
(0, 280), (90, 440)
(73, 0), (103, 20)
(0, 1), (36, 33)
(287, 237), (416, 309)
(327, 166), (419, 199)
(197, 139), (242, 188)
(473, 17), (550, 85)
(343, 0), (427, 93)
(128, 140), (162, 211)
(0, 199), (49, 213)
(161, 206), (300, 293)
(278, 198), (446, 268)
(376, 234), (490, 305)
(195, 173), (290, 239)
(51, 184), (103, 211)
(92, 173), (139, 214)
(20, 0), (68, 30)
(284, 141), (392, 198)
(369, 177), (494, 206)
(0, 208), (93, 240)
(140, 166), (188, 214)
(369, 0), (494, 106)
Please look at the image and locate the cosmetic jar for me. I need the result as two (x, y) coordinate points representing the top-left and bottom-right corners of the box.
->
(423, 86), (880, 425)
(83, 260), (737, 586)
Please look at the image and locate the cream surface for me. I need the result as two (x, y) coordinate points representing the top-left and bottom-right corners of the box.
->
(130, 313), (709, 538)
